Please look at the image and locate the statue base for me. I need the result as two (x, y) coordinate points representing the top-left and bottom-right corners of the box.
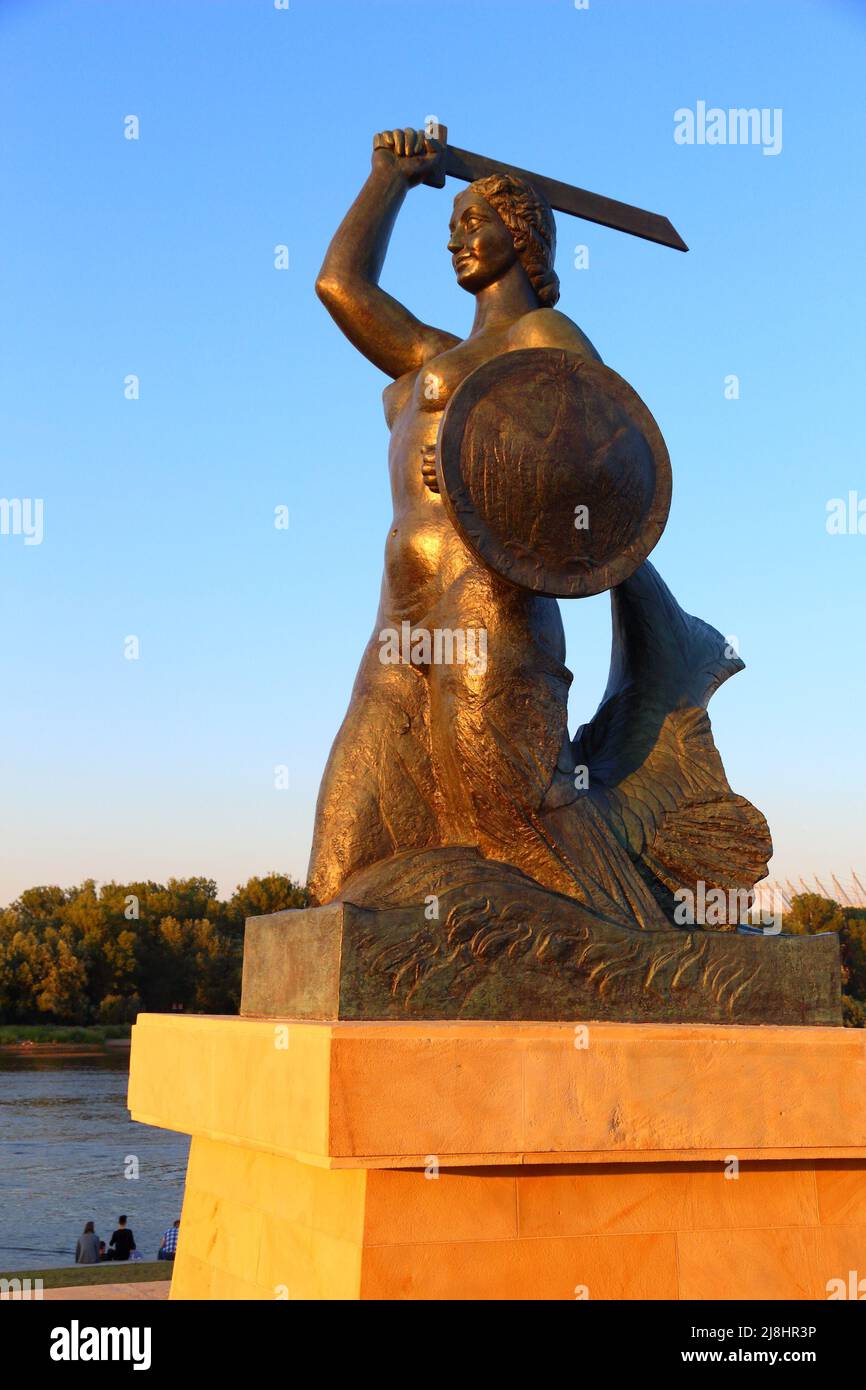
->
(128, 1014), (866, 1300)
(240, 899), (841, 1026)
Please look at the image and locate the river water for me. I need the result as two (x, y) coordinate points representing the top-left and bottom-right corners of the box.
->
(0, 1052), (189, 1270)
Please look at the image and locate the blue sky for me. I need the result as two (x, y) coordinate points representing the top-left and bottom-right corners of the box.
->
(1, 0), (863, 904)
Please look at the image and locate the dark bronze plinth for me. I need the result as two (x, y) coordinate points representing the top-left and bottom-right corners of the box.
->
(241, 860), (842, 1027)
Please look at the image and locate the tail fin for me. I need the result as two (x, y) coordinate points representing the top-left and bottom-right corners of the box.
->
(572, 562), (772, 918)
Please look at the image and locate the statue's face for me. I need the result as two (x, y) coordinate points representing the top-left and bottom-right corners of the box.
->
(448, 190), (518, 294)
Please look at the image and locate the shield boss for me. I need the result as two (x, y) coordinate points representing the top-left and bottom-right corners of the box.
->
(435, 348), (672, 597)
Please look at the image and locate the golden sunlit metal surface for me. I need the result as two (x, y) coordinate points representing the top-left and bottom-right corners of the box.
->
(306, 128), (771, 941)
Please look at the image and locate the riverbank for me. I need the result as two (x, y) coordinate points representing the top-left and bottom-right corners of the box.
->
(0, 1024), (131, 1053)
(1, 1261), (170, 1289)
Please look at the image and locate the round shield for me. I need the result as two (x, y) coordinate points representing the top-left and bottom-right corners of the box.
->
(435, 347), (672, 598)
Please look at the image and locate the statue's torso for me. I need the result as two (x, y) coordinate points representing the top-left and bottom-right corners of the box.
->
(379, 309), (599, 624)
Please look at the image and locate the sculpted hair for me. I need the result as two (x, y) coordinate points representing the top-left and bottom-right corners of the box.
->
(469, 173), (560, 308)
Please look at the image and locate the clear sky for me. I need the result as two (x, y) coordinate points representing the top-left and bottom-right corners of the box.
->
(1, 0), (863, 905)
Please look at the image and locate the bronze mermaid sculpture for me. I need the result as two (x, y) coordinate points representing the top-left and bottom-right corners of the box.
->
(307, 127), (771, 932)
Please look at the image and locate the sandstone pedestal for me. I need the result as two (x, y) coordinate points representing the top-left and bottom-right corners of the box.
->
(128, 1015), (866, 1300)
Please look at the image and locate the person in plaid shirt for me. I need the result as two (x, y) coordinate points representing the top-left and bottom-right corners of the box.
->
(158, 1219), (180, 1260)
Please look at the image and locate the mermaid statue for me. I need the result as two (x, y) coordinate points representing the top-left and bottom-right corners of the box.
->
(307, 126), (771, 937)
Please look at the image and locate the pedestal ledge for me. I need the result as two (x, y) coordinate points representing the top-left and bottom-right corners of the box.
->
(129, 1014), (866, 1168)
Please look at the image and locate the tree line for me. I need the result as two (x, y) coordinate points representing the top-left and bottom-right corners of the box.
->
(0, 875), (308, 1023)
(0, 880), (863, 1026)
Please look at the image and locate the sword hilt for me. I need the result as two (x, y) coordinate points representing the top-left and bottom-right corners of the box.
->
(422, 119), (448, 190)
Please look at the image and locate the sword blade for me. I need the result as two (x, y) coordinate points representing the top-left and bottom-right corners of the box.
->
(443, 145), (688, 252)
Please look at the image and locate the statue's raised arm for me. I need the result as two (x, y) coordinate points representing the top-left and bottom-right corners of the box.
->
(315, 128), (460, 378)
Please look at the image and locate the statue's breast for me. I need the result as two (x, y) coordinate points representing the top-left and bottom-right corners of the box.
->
(411, 337), (509, 416)
(382, 342), (492, 430)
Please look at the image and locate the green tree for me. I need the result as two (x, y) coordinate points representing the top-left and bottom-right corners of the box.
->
(784, 893), (847, 937)
(34, 935), (88, 1019)
(222, 873), (310, 928)
(784, 893), (866, 1027)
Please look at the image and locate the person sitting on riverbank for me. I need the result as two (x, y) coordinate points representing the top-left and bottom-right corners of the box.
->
(107, 1214), (136, 1261)
(98, 1239), (107, 1261)
(158, 1218), (180, 1261)
(74, 1221), (100, 1264)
